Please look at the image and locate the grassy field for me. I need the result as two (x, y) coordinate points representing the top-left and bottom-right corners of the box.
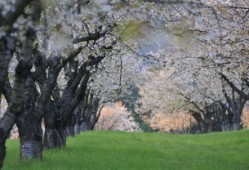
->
(3, 130), (249, 170)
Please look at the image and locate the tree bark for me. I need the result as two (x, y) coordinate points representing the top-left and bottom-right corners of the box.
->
(66, 114), (75, 137)
(0, 0), (41, 166)
(80, 121), (91, 131)
(15, 27), (41, 160)
(43, 101), (64, 149)
(62, 71), (90, 131)
(42, 50), (84, 147)
(0, 53), (34, 163)
(0, 36), (15, 167)
(17, 114), (43, 159)
(16, 57), (42, 160)
(0, 128), (5, 168)
(0, 34), (15, 94)
(74, 107), (82, 134)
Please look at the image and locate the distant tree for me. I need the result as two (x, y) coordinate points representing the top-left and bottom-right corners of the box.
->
(158, 0), (248, 132)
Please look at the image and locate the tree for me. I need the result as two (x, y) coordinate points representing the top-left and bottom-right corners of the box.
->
(0, 0), (119, 165)
(19, 1), (118, 152)
(0, 0), (42, 166)
(0, 0), (248, 167)
(135, 1), (248, 130)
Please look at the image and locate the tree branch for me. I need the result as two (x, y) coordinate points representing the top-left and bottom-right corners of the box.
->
(72, 31), (108, 44)
(220, 73), (249, 99)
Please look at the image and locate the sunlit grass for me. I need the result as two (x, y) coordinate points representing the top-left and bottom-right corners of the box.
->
(3, 130), (249, 170)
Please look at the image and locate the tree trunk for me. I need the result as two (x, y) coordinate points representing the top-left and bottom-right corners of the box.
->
(0, 129), (6, 168)
(17, 114), (43, 159)
(0, 36), (14, 92)
(191, 111), (207, 133)
(58, 127), (66, 146)
(0, 43), (33, 165)
(43, 129), (62, 149)
(80, 121), (91, 131)
(66, 126), (75, 136)
(221, 124), (228, 132)
(2, 78), (12, 104)
(61, 71), (90, 140)
(16, 75), (43, 159)
(74, 123), (81, 134)
(43, 120), (63, 149)
(14, 22), (41, 160)
(74, 107), (82, 134)
(46, 120), (66, 147)
(0, 35), (15, 168)
(232, 123), (240, 131)
(66, 115), (75, 136)
(43, 101), (65, 149)
(55, 113), (66, 146)
(0, 1), (41, 166)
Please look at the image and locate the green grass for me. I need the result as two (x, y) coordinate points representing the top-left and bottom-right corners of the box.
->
(3, 130), (249, 170)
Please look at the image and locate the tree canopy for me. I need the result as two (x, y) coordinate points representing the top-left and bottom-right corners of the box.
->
(0, 0), (248, 168)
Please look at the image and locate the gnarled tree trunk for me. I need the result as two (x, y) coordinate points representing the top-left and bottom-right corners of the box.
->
(0, 49), (33, 163)
(17, 114), (43, 159)
(43, 101), (64, 149)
